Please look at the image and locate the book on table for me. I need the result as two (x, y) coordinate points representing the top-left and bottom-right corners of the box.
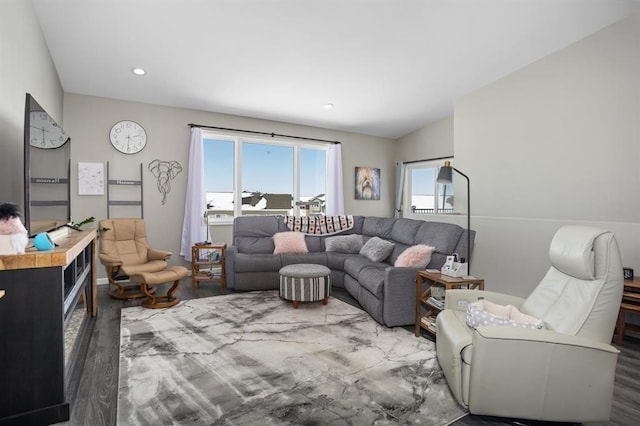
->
(420, 315), (437, 333)
(427, 296), (445, 310)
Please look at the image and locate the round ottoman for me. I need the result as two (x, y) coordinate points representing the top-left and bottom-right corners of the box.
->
(279, 264), (331, 308)
(129, 266), (188, 309)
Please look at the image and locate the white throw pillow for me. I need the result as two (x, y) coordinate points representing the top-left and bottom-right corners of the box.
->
(359, 236), (395, 263)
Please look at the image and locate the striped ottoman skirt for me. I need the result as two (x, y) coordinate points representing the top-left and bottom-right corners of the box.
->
(279, 264), (331, 309)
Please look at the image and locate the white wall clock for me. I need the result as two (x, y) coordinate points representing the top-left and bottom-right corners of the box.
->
(30, 111), (70, 149)
(109, 120), (147, 154)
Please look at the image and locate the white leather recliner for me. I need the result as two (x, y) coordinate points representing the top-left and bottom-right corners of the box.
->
(435, 225), (624, 422)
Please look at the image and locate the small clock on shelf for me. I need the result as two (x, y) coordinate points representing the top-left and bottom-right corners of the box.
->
(29, 111), (70, 149)
(109, 120), (147, 154)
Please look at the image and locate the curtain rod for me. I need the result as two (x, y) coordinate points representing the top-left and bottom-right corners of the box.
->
(400, 156), (451, 165)
(188, 123), (341, 144)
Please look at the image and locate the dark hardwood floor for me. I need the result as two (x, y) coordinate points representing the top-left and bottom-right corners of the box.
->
(63, 282), (640, 425)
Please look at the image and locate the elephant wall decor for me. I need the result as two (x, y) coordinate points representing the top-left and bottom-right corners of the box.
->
(148, 159), (183, 204)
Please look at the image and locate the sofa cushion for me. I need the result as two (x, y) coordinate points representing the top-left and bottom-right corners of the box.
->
(415, 221), (464, 255)
(362, 217), (395, 238)
(325, 234), (364, 253)
(357, 265), (387, 298)
(273, 232), (308, 254)
(235, 236), (274, 254)
(304, 235), (324, 253)
(326, 251), (351, 271)
(360, 236), (395, 263)
(345, 275), (384, 325)
(394, 245), (435, 268)
(344, 255), (376, 278)
(234, 216), (281, 254)
(388, 242), (410, 266)
(390, 218), (424, 245)
(350, 216), (365, 234)
(281, 252), (328, 266)
(233, 253), (282, 273)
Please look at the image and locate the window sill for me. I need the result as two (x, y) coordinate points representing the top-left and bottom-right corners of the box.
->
(208, 220), (234, 226)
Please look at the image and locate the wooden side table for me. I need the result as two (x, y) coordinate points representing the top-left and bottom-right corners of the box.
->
(415, 270), (484, 337)
(615, 278), (640, 346)
(191, 243), (226, 289)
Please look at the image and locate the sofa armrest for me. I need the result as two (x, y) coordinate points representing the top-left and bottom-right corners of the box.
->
(224, 245), (238, 289)
(468, 326), (619, 421)
(444, 289), (525, 311)
(382, 266), (422, 327)
(148, 248), (172, 260)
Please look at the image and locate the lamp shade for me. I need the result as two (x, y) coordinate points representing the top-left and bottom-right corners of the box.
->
(436, 164), (453, 184)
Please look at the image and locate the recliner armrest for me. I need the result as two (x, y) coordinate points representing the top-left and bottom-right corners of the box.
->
(99, 253), (123, 266)
(148, 248), (172, 260)
(468, 326), (619, 422)
(444, 289), (525, 311)
(474, 325), (619, 352)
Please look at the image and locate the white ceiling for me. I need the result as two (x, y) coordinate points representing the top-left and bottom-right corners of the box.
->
(31, 0), (638, 139)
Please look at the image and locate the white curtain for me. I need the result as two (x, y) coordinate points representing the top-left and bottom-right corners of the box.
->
(180, 127), (207, 261)
(326, 143), (344, 216)
(394, 161), (406, 218)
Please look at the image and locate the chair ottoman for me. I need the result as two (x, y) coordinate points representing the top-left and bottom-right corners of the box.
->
(279, 264), (331, 308)
(129, 265), (188, 309)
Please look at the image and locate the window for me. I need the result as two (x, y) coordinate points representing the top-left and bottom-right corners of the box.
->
(204, 138), (234, 220)
(203, 134), (327, 222)
(406, 159), (453, 215)
(241, 142), (293, 215)
(299, 147), (327, 215)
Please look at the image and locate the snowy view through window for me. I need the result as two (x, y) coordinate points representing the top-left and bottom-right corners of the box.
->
(204, 138), (326, 219)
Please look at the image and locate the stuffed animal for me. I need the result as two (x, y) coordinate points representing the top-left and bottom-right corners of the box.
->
(0, 203), (29, 254)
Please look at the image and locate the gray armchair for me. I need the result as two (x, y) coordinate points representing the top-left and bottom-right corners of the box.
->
(435, 225), (623, 423)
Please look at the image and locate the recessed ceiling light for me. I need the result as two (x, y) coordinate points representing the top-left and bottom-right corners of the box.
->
(323, 103), (334, 109)
(132, 67), (146, 76)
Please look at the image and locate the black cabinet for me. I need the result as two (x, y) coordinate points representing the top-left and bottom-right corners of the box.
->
(0, 231), (96, 425)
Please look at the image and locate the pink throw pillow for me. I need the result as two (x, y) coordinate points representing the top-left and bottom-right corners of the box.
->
(273, 232), (308, 254)
(394, 245), (435, 268)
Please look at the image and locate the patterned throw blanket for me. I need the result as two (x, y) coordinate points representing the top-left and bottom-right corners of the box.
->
(284, 215), (354, 235)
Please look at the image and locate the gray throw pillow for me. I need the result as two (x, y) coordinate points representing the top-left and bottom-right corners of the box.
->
(359, 236), (395, 263)
(325, 234), (364, 253)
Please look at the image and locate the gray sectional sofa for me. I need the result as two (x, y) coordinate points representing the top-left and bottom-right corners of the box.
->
(225, 215), (475, 327)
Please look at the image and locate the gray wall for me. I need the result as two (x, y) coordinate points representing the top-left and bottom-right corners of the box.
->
(396, 116), (453, 162)
(0, 0), (64, 209)
(64, 94), (396, 277)
(398, 13), (640, 297)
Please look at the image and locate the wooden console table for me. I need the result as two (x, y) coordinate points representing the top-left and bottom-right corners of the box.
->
(0, 229), (97, 425)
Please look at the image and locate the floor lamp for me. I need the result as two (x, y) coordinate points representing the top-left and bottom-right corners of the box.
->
(436, 160), (471, 272)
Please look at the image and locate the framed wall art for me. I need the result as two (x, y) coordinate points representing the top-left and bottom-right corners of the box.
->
(355, 166), (380, 200)
(78, 162), (104, 195)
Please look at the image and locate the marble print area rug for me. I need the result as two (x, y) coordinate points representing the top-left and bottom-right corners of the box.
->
(118, 291), (467, 425)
